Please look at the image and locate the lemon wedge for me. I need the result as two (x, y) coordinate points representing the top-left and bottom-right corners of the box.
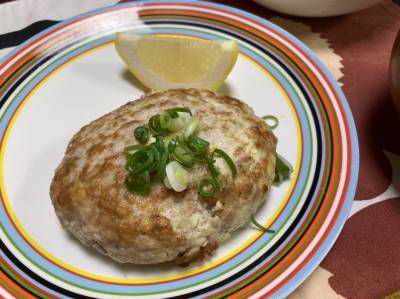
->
(114, 33), (239, 91)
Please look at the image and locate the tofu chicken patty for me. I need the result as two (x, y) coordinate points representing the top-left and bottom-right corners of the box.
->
(50, 89), (277, 266)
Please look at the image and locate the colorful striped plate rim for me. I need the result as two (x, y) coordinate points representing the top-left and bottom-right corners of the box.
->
(0, 1), (358, 298)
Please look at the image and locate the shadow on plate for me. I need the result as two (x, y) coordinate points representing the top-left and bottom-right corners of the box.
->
(120, 69), (149, 93)
(121, 68), (234, 97)
(61, 229), (179, 275)
(217, 82), (233, 96)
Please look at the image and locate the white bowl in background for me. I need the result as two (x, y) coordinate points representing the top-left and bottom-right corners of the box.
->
(253, 0), (382, 17)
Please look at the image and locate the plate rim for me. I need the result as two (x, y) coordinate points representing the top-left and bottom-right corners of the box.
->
(0, 1), (359, 298)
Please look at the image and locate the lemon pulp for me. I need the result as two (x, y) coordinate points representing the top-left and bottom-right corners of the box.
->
(115, 33), (239, 91)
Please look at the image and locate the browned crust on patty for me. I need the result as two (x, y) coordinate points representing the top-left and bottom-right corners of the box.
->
(176, 242), (218, 267)
(50, 88), (276, 265)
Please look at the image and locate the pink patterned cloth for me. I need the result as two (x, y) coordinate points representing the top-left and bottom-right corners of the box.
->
(207, 0), (400, 298)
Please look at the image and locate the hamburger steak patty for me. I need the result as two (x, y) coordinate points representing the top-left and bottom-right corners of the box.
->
(50, 89), (277, 265)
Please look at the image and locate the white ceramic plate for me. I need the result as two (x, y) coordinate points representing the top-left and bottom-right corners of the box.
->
(0, 1), (358, 298)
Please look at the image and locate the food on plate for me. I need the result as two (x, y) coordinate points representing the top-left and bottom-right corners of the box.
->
(50, 88), (277, 266)
(114, 33), (239, 91)
(123, 106), (237, 197)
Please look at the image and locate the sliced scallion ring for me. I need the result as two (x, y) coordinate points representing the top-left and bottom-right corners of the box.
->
(273, 154), (293, 185)
(187, 135), (209, 157)
(206, 156), (220, 178)
(166, 107), (192, 116)
(168, 116), (184, 132)
(250, 216), (275, 233)
(198, 176), (220, 197)
(167, 137), (178, 153)
(156, 150), (169, 181)
(213, 148), (237, 177)
(134, 126), (150, 144)
(125, 146), (156, 174)
(160, 112), (171, 130)
(164, 132), (181, 150)
(175, 134), (186, 146)
(149, 145), (162, 172)
(124, 144), (144, 157)
(166, 161), (189, 192)
(154, 136), (165, 151)
(148, 114), (163, 135)
(184, 117), (201, 137)
(172, 145), (195, 167)
(125, 171), (151, 195)
(164, 176), (172, 189)
(262, 115), (279, 129)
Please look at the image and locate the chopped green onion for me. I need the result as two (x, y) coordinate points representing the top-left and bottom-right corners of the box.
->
(213, 148), (237, 177)
(250, 216), (275, 233)
(154, 136), (165, 151)
(164, 176), (172, 189)
(168, 136), (178, 153)
(273, 154), (293, 185)
(262, 115), (279, 129)
(176, 168), (188, 186)
(125, 146), (157, 175)
(206, 156), (220, 178)
(160, 112), (171, 130)
(166, 161), (189, 192)
(148, 114), (163, 135)
(163, 132), (181, 150)
(168, 117), (184, 132)
(175, 134), (186, 146)
(166, 107), (192, 116)
(172, 145), (195, 167)
(184, 117), (201, 137)
(134, 126), (150, 144)
(167, 135), (186, 151)
(124, 107), (238, 197)
(187, 135), (209, 157)
(148, 145), (162, 172)
(124, 144), (143, 157)
(198, 176), (220, 197)
(157, 150), (169, 181)
(168, 111), (179, 118)
(168, 135), (196, 167)
(167, 111), (194, 132)
(125, 171), (151, 195)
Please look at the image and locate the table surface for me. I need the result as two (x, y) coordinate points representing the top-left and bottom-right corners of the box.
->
(0, 1), (399, 299)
